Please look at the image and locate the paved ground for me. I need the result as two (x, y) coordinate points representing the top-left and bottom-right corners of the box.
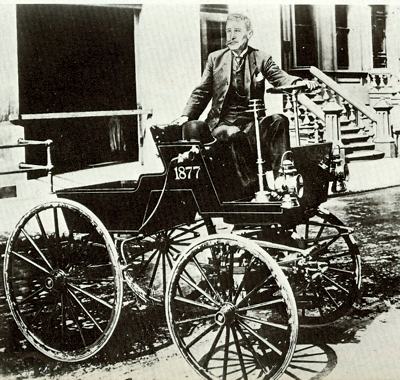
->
(0, 186), (400, 380)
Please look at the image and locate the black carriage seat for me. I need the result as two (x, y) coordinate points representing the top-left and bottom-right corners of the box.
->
(181, 121), (256, 202)
(150, 121), (256, 202)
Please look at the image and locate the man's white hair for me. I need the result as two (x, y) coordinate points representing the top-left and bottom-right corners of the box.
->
(226, 13), (252, 32)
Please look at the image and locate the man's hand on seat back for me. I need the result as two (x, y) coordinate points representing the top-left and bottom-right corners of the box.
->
(295, 80), (319, 91)
(212, 125), (241, 142)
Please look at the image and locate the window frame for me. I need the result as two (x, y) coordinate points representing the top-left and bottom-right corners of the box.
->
(200, 6), (228, 71)
(290, 4), (318, 69)
(371, 5), (387, 68)
(335, 5), (350, 70)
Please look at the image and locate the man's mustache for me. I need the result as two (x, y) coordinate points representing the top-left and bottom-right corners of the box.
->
(226, 40), (236, 45)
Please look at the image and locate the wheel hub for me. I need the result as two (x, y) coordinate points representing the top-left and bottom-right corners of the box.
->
(45, 269), (67, 291)
(215, 302), (236, 326)
(298, 260), (329, 281)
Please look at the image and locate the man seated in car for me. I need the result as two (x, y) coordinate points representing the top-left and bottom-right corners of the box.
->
(172, 13), (316, 188)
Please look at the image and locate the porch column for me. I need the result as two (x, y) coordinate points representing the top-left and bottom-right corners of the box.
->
(0, 5), (19, 120)
(0, 5), (25, 194)
(373, 98), (396, 157)
(323, 100), (343, 145)
(386, 5), (400, 74)
(314, 4), (335, 71)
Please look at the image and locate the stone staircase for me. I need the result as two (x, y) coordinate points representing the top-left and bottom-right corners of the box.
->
(285, 66), (386, 162)
(340, 116), (384, 161)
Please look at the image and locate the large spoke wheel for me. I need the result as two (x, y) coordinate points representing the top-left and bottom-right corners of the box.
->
(290, 210), (361, 326)
(233, 211), (361, 327)
(3, 199), (123, 362)
(123, 217), (213, 303)
(166, 234), (298, 380)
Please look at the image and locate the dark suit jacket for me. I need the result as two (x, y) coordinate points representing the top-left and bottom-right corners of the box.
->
(182, 46), (299, 131)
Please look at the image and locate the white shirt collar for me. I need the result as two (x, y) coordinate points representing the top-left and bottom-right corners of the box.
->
(232, 47), (248, 58)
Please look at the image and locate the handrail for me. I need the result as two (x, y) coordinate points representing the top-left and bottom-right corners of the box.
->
(297, 93), (326, 122)
(17, 109), (152, 121)
(13, 108), (153, 166)
(0, 139), (54, 191)
(309, 66), (378, 123)
(0, 138), (53, 149)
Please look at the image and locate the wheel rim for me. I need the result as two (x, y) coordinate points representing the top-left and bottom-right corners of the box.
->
(291, 210), (361, 326)
(166, 235), (298, 380)
(124, 217), (210, 303)
(3, 199), (123, 361)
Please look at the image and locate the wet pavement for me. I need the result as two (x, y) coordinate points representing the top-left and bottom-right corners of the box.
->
(0, 186), (400, 379)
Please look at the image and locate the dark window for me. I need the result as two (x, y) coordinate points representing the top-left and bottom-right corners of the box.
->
(371, 5), (387, 68)
(17, 5), (138, 173)
(335, 5), (349, 69)
(294, 5), (317, 67)
(200, 5), (228, 71)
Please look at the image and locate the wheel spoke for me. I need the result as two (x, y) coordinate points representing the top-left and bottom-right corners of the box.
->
(237, 298), (284, 313)
(327, 266), (354, 275)
(236, 274), (273, 308)
(18, 286), (46, 305)
(222, 326), (231, 380)
(171, 242), (191, 247)
(35, 213), (48, 241)
(165, 250), (174, 269)
(311, 284), (325, 316)
(174, 296), (218, 311)
(53, 207), (60, 241)
(228, 248), (234, 302)
(21, 228), (53, 271)
(67, 283), (113, 309)
(61, 293), (66, 342)
(237, 314), (288, 331)
(233, 257), (256, 304)
(186, 322), (217, 350)
(11, 250), (50, 274)
(30, 303), (46, 327)
(236, 322), (269, 375)
(176, 313), (215, 325)
(321, 274), (349, 294)
(169, 245), (181, 255)
(141, 249), (159, 273)
(180, 275), (220, 307)
(193, 257), (224, 303)
(321, 286), (340, 308)
(162, 250), (167, 296)
(67, 289), (103, 333)
(66, 296), (87, 346)
(237, 319), (282, 356)
(173, 236), (201, 244)
(231, 324), (248, 380)
(199, 324), (225, 370)
(148, 250), (162, 292)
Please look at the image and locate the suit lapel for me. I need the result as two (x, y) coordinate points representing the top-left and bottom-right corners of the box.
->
(245, 48), (257, 99)
(249, 48), (258, 78)
(222, 49), (232, 87)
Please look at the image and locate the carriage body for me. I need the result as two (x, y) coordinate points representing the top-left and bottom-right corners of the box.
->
(55, 126), (333, 234)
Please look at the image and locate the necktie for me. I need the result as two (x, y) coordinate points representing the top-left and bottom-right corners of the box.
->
(234, 56), (245, 72)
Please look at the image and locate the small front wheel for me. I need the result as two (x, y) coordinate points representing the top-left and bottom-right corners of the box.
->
(3, 198), (123, 362)
(166, 234), (298, 380)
